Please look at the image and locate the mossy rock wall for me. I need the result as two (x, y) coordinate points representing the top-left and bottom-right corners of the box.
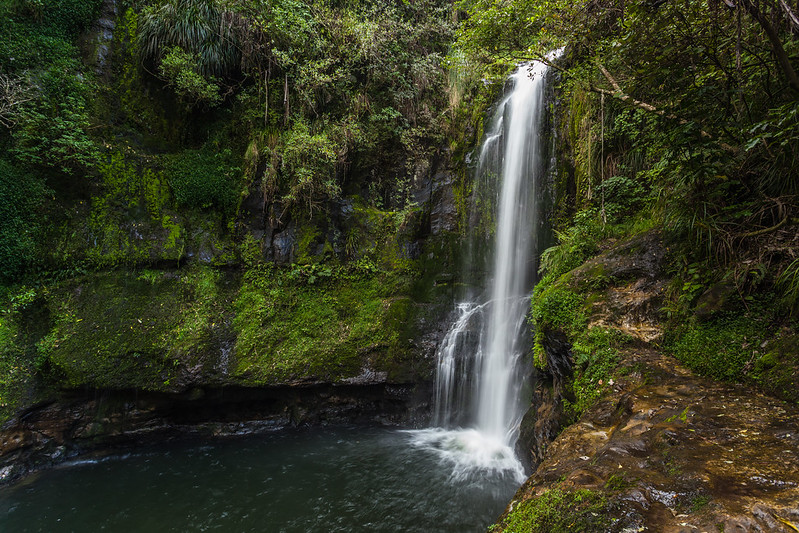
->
(0, 260), (456, 422)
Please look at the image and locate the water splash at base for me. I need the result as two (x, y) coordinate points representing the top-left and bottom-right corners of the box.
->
(406, 428), (526, 484)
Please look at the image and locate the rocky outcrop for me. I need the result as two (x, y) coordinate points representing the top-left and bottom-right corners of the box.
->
(504, 347), (799, 531)
(518, 329), (573, 468)
(572, 230), (669, 343)
(517, 231), (670, 469)
(506, 231), (799, 531)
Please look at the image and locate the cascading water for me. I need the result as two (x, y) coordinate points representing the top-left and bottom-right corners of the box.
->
(410, 55), (558, 484)
(0, 56), (560, 533)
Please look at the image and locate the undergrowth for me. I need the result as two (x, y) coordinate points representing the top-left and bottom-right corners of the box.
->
(491, 487), (610, 533)
(664, 300), (798, 404)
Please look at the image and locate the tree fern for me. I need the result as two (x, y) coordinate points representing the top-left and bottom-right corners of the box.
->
(138, 0), (239, 79)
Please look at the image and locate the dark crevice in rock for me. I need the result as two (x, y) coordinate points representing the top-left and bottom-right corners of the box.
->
(517, 329), (574, 470)
(0, 382), (432, 485)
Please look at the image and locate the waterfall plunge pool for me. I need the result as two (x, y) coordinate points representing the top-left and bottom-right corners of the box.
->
(0, 427), (525, 532)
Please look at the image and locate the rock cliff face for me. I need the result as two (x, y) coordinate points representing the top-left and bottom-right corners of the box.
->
(507, 232), (799, 531)
(0, 145), (463, 487)
(0, 173), (461, 482)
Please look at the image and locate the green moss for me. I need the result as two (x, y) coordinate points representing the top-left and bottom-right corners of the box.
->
(163, 146), (240, 213)
(0, 160), (49, 281)
(564, 327), (629, 421)
(604, 474), (634, 492)
(492, 487), (610, 533)
(690, 495), (711, 514)
(0, 310), (33, 421)
(4, 257), (432, 399)
(348, 202), (422, 273)
(746, 332), (799, 404)
(161, 214), (185, 260)
(530, 271), (587, 368)
(0, 286), (50, 422)
(295, 223), (322, 265)
(665, 309), (769, 383)
(110, 8), (183, 149)
(232, 264), (416, 384)
(238, 234), (264, 268)
(566, 87), (595, 210)
(665, 302), (798, 404)
(531, 267), (632, 419)
(80, 151), (180, 267)
(36, 267), (230, 391)
(575, 261), (612, 291)
(533, 276), (586, 334)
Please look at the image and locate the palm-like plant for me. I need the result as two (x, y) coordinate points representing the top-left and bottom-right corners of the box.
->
(138, 0), (239, 79)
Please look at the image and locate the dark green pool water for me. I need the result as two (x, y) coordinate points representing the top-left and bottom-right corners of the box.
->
(0, 427), (523, 532)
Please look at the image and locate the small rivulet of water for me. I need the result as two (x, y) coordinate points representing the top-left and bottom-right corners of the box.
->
(410, 53), (560, 485)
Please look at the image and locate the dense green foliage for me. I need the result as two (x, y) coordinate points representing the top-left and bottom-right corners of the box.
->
(665, 302), (799, 403)
(0, 0), (458, 421)
(138, 0), (239, 78)
(530, 260), (632, 420)
(0, 0), (102, 173)
(453, 0), (799, 304)
(0, 0), (459, 284)
(0, 161), (48, 280)
(7, 0), (102, 37)
(0, 287), (39, 421)
(164, 145), (239, 211)
(233, 262), (416, 383)
(158, 46), (223, 107)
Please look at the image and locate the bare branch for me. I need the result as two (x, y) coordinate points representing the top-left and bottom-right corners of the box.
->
(779, 0), (799, 35)
(0, 74), (34, 128)
(594, 63), (737, 152)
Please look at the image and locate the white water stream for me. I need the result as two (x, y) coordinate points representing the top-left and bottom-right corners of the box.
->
(410, 56), (557, 483)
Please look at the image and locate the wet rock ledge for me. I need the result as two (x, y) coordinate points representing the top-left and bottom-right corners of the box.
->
(509, 347), (799, 532)
(0, 381), (432, 484)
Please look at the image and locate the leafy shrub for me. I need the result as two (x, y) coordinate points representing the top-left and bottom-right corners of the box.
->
(10, 64), (99, 173)
(158, 46), (222, 108)
(777, 259), (799, 313)
(595, 174), (647, 223)
(538, 209), (605, 279)
(0, 160), (48, 281)
(164, 147), (239, 211)
(531, 282), (584, 335)
(0, 3), (100, 173)
(565, 327), (628, 420)
(279, 120), (342, 212)
(0, 18), (76, 72)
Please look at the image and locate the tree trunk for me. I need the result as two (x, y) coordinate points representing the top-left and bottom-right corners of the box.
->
(739, 0), (799, 94)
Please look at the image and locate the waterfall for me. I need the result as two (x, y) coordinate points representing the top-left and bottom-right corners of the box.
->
(410, 56), (557, 483)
